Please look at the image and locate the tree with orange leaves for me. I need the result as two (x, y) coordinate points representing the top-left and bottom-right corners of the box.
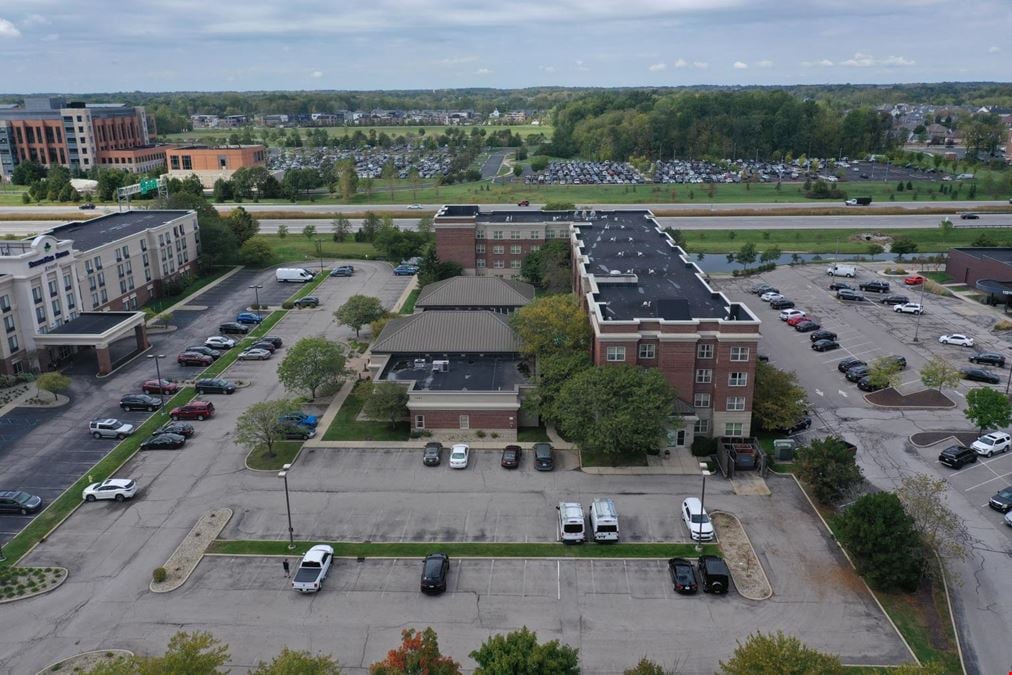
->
(369, 627), (462, 675)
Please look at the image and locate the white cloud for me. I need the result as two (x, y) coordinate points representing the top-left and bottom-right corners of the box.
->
(840, 52), (915, 67)
(756, 59), (774, 68)
(802, 59), (834, 67)
(693, 61), (708, 69)
(41, 33), (59, 42)
(437, 55), (478, 66)
(22, 14), (48, 27)
(476, 67), (492, 75)
(987, 46), (1000, 54)
(0, 18), (21, 38)
(648, 62), (666, 72)
(733, 61), (747, 69)
(673, 58), (688, 68)
(311, 70), (323, 78)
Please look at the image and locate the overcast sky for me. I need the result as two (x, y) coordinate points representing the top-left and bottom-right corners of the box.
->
(0, 0), (1008, 94)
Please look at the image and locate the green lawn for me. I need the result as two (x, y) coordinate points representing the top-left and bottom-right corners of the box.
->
(260, 236), (378, 267)
(322, 381), (411, 441)
(681, 226), (1000, 254)
(581, 449), (649, 467)
(399, 288), (420, 314)
(920, 270), (953, 283)
(246, 441), (304, 471)
(517, 426), (551, 442)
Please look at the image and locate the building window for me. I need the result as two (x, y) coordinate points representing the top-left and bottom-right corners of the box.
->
(726, 396), (746, 412)
(725, 422), (744, 437)
(693, 392), (711, 408)
(182, 155), (192, 170)
(100, 289), (108, 303)
(492, 245), (504, 254)
(638, 344), (656, 359)
(475, 230), (485, 239)
(510, 260), (521, 269)
(730, 346), (750, 361)
(35, 306), (46, 323)
(32, 287), (43, 304)
(7, 335), (18, 353)
(459, 415), (469, 429)
(64, 274), (73, 291)
(606, 346), (626, 362)
(0, 295), (10, 312)
(697, 343), (713, 359)
(545, 229), (555, 239)
(66, 293), (75, 310)
(492, 230), (503, 240)
(51, 299), (61, 317)
(493, 260), (504, 269)
(140, 240), (147, 251)
(3, 315), (14, 333)
(97, 272), (105, 287)
(530, 231), (541, 239)
(694, 419), (710, 434)
(511, 231), (521, 239)
(476, 259), (486, 269)
(117, 263), (125, 279)
(475, 244), (485, 253)
(729, 372), (748, 387)
(415, 415), (425, 430)
(170, 156), (180, 170)
(695, 369), (712, 384)
(119, 280), (127, 294)
(94, 256), (102, 269)
(510, 244), (521, 254)
(48, 280), (58, 297)
(85, 260), (93, 274)
(530, 245), (540, 252)
(91, 292), (99, 307)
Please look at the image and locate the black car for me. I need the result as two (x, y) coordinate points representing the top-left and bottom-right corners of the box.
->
(857, 376), (885, 392)
(989, 487), (1012, 513)
(795, 320), (821, 332)
(938, 445), (977, 469)
(277, 423), (315, 440)
(838, 357), (866, 373)
(420, 553), (450, 594)
(157, 421), (195, 438)
(970, 352), (1006, 368)
(120, 394), (162, 412)
(962, 367), (1001, 384)
(422, 442), (442, 466)
(219, 322), (250, 335)
(260, 335), (284, 348)
(751, 283), (776, 294)
(881, 294), (910, 305)
(960, 212), (980, 220)
(812, 339), (839, 352)
(846, 365), (871, 382)
(810, 329), (838, 342)
(78, 202), (96, 210)
(829, 281), (852, 291)
(293, 296), (320, 308)
(769, 298), (795, 310)
(195, 378), (236, 395)
(501, 445), (522, 469)
(185, 345), (222, 360)
(859, 280), (890, 293)
(881, 355), (907, 370)
(697, 555), (731, 594)
(140, 433), (186, 450)
(533, 443), (554, 471)
(836, 289), (865, 302)
(0, 490), (43, 515)
(251, 341), (277, 353)
(667, 557), (698, 595)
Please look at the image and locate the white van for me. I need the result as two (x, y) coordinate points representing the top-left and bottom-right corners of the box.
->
(557, 501), (585, 544)
(826, 264), (856, 278)
(589, 498), (619, 542)
(276, 268), (314, 283)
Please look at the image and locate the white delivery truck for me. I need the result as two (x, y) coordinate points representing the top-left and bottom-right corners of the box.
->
(276, 268), (315, 283)
(826, 264), (856, 278)
(589, 498), (619, 542)
(557, 501), (586, 543)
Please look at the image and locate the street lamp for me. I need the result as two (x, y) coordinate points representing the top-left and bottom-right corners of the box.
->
(278, 462), (294, 550)
(146, 354), (166, 406)
(248, 284), (263, 319)
(696, 461), (711, 553)
(912, 278), (927, 343)
(315, 238), (325, 275)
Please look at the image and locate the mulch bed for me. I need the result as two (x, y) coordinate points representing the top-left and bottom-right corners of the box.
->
(865, 388), (955, 409)
(910, 431), (980, 448)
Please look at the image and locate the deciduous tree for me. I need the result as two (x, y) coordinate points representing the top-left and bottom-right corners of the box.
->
(833, 492), (925, 592)
(362, 381), (409, 428)
(239, 236), (274, 267)
(333, 214), (351, 242)
(511, 294), (590, 358)
(35, 372), (71, 402)
(919, 357), (961, 391)
(866, 355), (904, 390)
(895, 473), (971, 572)
(235, 399), (300, 459)
(277, 336), (347, 400)
(334, 295), (386, 337)
(719, 631), (844, 675)
(752, 362), (808, 432)
(624, 659), (671, 675)
(795, 436), (862, 505)
(225, 206), (259, 245)
(470, 627), (580, 675)
(82, 630), (230, 675)
(963, 386), (1012, 434)
(249, 647), (343, 675)
(369, 627), (461, 675)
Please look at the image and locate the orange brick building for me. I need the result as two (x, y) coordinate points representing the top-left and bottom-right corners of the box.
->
(164, 145), (267, 187)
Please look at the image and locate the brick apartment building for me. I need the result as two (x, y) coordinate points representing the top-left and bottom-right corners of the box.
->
(164, 145), (267, 188)
(434, 206), (761, 442)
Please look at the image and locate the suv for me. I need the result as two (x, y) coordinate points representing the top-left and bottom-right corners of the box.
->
(938, 445), (977, 469)
(837, 357), (865, 373)
(836, 289), (865, 302)
(969, 352), (1005, 367)
(881, 294), (909, 305)
(293, 296), (320, 308)
(178, 352), (213, 367)
(90, 418), (135, 439)
(971, 431), (1011, 457)
(769, 298), (795, 310)
(422, 442), (442, 466)
(330, 266), (354, 277)
(260, 335), (284, 348)
(219, 322), (250, 335)
(845, 365), (871, 382)
(170, 400), (215, 421)
(697, 555), (731, 594)
(185, 346), (222, 360)
(195, 378), (236, 395)
(120, 394), (162, 412)
(534, 443), (554, 471)
(859, 280), (890, 293)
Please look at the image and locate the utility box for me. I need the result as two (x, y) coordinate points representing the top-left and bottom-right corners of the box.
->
(773, 439), (797, 461)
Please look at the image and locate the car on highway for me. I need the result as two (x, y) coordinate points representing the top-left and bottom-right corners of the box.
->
(960, 212), (980, 220)
(795, 320), (821, 332)
(90, 418), (135, 439)
(195, 378), (236, 395)
(904, 275), (926, 285)
(500, 445), (522, 469)
(218, 322), (250, 335)
(142, 379), (180, 395)
(880, 294), (910, 305)
(393, 264), (418, 276)
(139, 433), (186, 450)
(449, 443), (470, 469)
(293, 296), (320, 308)
(156, 421), (195, 438)
(420, 553), (450, 594)
(119, 394), (162, 412)
(517, 200), (530, 206)
(534, 443), (555, 471)
(836, 289), (865, 302)
(170, 400), (215, 421)
(330, 266), (354, 277)
(786, 314), (810, 327)
(846, 365), (871, 382)
(238, 348), (272, 361)
(988, 486), (1012, 513)
(838, 357), (866, 373)
(969, 352), (1006, 367)
(667, 557), (698, 595)
(204, 336), (236, 350)
(177, 352), (213, 367)
(962, 367), (1001, 384)
(697, 555), (731, 594)
(779, 308), (805, 321)
(82, 478), (137, 502)
(972, 432), (1011, 457)
(828, 281), (853, 291)
(810, 329), (837, 342)
(812, 339), (840, 352)
(185, 345), (223, 360)
(236, 312), (264, 324)
(79, 202), (96, 210)
(938, 445), (977, 469)
(893, 303), (923, 315)
(681, 497), (714, 541)
(859, 280), (890, 293)
(408, 203), (423, 209)
(422, 442), (442, 466)
(0, 490), (43, 515)
(939, 334), (974, 347)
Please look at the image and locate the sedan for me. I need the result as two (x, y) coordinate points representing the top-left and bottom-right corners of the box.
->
(939, 334), (974, 347)
(195, 378), (236, 395)
(156, 422), (194, 438)
(828, 281), (852, 291)
(0, 490), (43, 515)
(894, 303), (923, 315)
(962, 367), (1001, 384)
(218, 322), (250, 335)
(501, 445), (522, 469)
(184, 346), (222, 360)
(750, 283), (774, 294)
(449, 443), (470, 469)
(177, 352), (212, 367)
(838, 357), (865, 373)
(786, 314), (810, 327)
(880, 294), (910, 305)
(960, 212), (980, 220)
(82, 478), (138, 502)
(990, 487), (1012, 513)
(204, 336), (236, 350)
(422, 442), (442, 466)
(408, 203), (423, 209)
(846, 365), (871, 382)
(812, 339), (840, 352)
(120, 394), (162, 412)
(293, 296), (320, 308)
(236, 312), (264, 324)
(420, 553), (450, 594)
(904, 275), (926, 285)
(238, 348), (272, 361)
(836, 289), (865, 302)
(810, 329), (838, 342)
(393, 265), (418, 276)
(251, 341), (277, 353)
(260, 335), (284, 348)
(667, 557), (698, 595)
(857, 376), (885, 392)
(139, 433), (186, 450)
(795, 320), (821, 332)
(79, 202), (96, 210)
(969, 352), (1006, 367)
(760, 291), (783, 302)
(142, 379), (179, 395)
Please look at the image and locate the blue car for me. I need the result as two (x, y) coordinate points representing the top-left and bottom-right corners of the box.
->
(393, 265), (418, 276)
(278, 412), (319, 428)
(236, 312), (264, 324)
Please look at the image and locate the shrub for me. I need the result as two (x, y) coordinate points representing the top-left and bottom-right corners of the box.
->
(692, 436), (717, 457)
(281, 300), (294, 310)
(491, 432), (499, 439)
(475, 430), (486, 438)
(15, 372), (35, 383)
(152, 567), (167, 583)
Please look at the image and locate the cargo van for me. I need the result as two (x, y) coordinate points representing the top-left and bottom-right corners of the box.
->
(589, 498), (619, 542)
(557, 501), (585, 543)
(276, 268), (314, 283)
(826, 264), (856, 278)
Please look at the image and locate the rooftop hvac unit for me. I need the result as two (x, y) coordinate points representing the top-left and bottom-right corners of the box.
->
(413, 358), (427, 369)
(432, 360), (450, 372)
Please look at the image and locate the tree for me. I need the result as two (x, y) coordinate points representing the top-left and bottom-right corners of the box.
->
(735, 241), (757, 271)
(554, 365), (677, 460)
(866, 355), (904, 390)
(891, 237), (918, 257)
(407, 167), (421, 201)
(416, 215), (434, 234)
(11, 160), (46, 185)
(719, 631), (844, 675)
(919, 357), (961, 391)
(833, 491), (925, 592)
(866, 243), (884, 259)
(225, 206), (259, 245)
(895, 473), (970, 571)
(239, 236), (274, 267)
(470, 627), (580, 675)
(333, 214), (351, 242)
(963, 387), (1012, 434)
(303, 224), (317, 239)
(360, 212), (381, 242)
(520, 240), (571, 293)
(278, 224), (288, 239)
(339, 163), (359, 202)
(369, 627), (461, 675)
(277, 336), (347, 400)
(334, 295), (386, 337)
(235, 399), (300, 458)
(362, 381), (409, 428)
(752, 362), (808, 432)
(381, 160), (397, 198)
(795, 436), (863, 505)
(249, 647), (343, 675)
(624, 659), (670, 675)
(82, 631), (230, 675)
(759, 246), (781, 265)
(212, 178), (234, 203)
(511, 294), (590, 359)
(938, 218), (953, 239)
(35, 372), (71, 402)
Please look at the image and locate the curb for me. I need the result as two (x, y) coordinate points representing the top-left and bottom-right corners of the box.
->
(709, 511), (773, 601)
(0, 382), (47, 417)
(244, 442), (309, 473)
(150, 508), (233, 593)
(0, 566), (68, 604)
(908, 432), (974, 448)
(35, 649), (135, 675)
(863, 391), (957, 410)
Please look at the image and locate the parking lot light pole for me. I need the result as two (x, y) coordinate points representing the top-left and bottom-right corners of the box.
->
(248, 284), (263, 319)
(315, 238), (324, 275)
(696, 462), (711, 553)
(146, 354), (166, 406)
(912, 280), (927, 343)
(278, 463), (294, 549)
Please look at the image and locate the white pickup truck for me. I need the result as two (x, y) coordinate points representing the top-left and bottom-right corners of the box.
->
(291, 545), (334, 593)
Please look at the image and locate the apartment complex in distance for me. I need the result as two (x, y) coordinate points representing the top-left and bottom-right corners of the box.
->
(434, 206), (761, 442)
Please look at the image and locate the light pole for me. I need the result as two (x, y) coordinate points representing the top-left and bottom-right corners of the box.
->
(315, 238), (324, 275)
(912, 278), (927, 342)
(248, 283), (263, 319)
(696, 461), (711, 553)
(1005, 351), (1012, 396)
(278, 462), (294, 550)
(146, 354), (166, 407)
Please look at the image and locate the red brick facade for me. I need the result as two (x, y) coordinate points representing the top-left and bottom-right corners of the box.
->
(435, 224), (477, 271)
(945, 248), (1012, 287)
(410, 409), (515, 431)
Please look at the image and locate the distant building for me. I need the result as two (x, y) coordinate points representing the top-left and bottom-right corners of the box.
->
(164, 145), (266, 187)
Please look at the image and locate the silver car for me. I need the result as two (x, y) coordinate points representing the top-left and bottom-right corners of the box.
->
(238, 348), (271, 360)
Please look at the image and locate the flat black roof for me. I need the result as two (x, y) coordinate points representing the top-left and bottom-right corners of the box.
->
(438, 205), (481, 218)
(46, 312), (138, 336)
(953, 247), (1012, 264)
(48, 210), (189, 252)
(381, 354), (528, 391)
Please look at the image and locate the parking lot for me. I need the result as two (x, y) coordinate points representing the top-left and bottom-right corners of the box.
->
(914, 438), (1012, 531)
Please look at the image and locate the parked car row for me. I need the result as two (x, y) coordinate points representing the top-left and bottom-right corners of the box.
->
(422, 442), (555, 471)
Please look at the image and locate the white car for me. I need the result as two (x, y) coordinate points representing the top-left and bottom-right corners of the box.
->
(204, 336), (236, 350)
(238, 348), (271, 360)
(971, 431), (1012, 457)
(449, 443), (470, 469)
(760, 291), (783, 302)
(83, 478), (138, 502)
(1005, 510), (1012, 528)
(893, 303), (923, 315)
(681, 497), (714, 541)
(779, 309), (805, 322)
(939, 334), (974, 347)
(407, 203), (423, 209)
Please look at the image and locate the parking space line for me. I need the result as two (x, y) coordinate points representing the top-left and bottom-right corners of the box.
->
(487, 560), (495, 595)
(591, 559), (596, 593)
(399, 511), (412, 542)
(624, 560), (632, 596)
(454, 560), (463, 592)
(556, 561), (561, 600)
(522, 559), (527, 598)
(963, 465), (1012, 492)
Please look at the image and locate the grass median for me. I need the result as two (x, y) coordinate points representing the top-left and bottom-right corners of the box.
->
(322, 380), (411, 441)
(246, 441), (304, 471)
(399, 288), (420, 314)
(209, 539), (720, 559)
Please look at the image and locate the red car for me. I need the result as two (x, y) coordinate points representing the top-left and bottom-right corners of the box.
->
(904, 275), (926, 285)
(517, 200), (530, 207)
(142, 379), (180, 395)
(178, 352), (212, 367)
(786, 314), (811, 327)
(169, 400), (215, 421)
